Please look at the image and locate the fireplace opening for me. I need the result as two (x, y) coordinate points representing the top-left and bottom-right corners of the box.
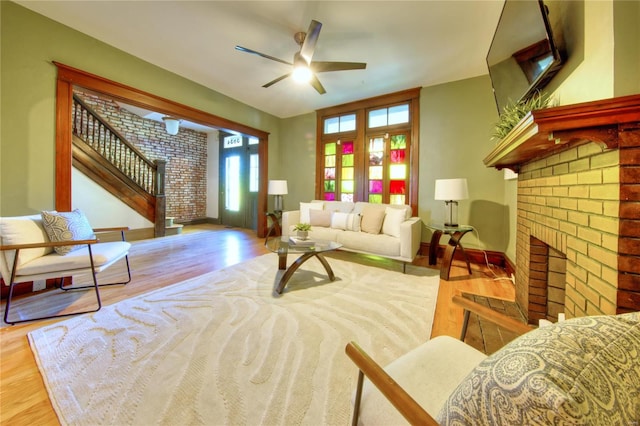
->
(528, 237), (567, 323)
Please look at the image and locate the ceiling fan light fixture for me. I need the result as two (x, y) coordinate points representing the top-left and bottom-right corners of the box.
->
(292, 65), (313, 83)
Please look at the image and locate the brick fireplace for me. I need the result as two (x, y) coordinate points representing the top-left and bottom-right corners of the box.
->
(484, 95), (640, 324)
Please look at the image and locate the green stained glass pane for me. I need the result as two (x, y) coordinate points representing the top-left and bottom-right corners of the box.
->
(390, 134), (407, 149)
(324, 180), (335, 192)
(389, 194), (405, 205)
(341, 180), (354, 193)
(342, 167), (354, 180)
(342, 154), (354, 167)
(325, 155), (336, 167)
(368, 194), (383, 204)
(369, 137), (384, 152)
(369, 165), (383, 180)
(325, 142), (336, 155)
(389, 164), (406, 180)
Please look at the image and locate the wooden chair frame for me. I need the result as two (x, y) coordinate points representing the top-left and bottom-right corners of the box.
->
(2, 227), (131, 325)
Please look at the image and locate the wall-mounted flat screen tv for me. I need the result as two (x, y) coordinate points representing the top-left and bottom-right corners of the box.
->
(487, 0), (564, 113)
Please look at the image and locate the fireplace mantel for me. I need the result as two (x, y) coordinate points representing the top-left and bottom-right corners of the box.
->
(484, 94), (640, 172)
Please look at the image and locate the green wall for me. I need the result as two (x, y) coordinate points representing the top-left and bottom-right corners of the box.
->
(0, 1), (280, 216)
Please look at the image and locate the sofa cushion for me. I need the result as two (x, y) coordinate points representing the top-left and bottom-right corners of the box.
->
(41, 209), (95, 255)
(382, 207), (405, 238)
(437, 312), (640, 425)
(0, 215), (54, 277)
(361, 205), (386, 234)
(331, 212), (361, 232)
(309, 209), (332, 227)
(322, 200), (355, 213)
(299, 202), (324, 224)
(337, 231), (401, 257)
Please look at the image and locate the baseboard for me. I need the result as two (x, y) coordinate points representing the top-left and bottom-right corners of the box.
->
(419, 242), (509, 270)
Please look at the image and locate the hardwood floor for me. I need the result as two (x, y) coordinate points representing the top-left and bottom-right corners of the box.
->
(0, 224), (521, 425)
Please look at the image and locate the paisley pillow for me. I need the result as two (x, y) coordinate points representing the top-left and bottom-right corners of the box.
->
(437, 312), (640, 425)
(41, 209), (95, 255)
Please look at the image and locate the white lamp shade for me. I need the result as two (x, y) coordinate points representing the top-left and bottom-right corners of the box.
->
(268, 180), (288, 195)
(162, 117), (180, 135)
(434, 178), (468, 201)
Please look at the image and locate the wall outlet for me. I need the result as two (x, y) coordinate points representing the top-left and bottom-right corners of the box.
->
(33, 280), (46, 292)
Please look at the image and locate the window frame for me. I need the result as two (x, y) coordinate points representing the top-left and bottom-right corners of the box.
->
(315, 88), (420, 215)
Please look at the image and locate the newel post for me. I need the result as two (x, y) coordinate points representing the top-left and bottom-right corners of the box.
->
(154, 159), (166, 238)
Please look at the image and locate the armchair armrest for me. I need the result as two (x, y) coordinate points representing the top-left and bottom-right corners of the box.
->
(0, 239), (98, 251)
(399, 217), (422, 261)
(93, 226), (129, 233)
(345, 341), (438, 426)
(452, 295), (534, 339)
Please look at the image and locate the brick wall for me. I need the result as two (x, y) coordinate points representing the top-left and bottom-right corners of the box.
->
(75, 91), (208, 222)
(516, 142), (621, 321)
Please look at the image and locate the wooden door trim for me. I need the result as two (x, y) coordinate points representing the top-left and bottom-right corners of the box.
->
(54, 62), (270, 237)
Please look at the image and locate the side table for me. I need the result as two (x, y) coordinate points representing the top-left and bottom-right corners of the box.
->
(426, 223), (473, 280)
(264, 212), (282, 245)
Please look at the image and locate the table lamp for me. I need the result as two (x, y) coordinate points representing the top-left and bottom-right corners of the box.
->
(434, 178), (468, 227)
(268, 180), (288, 215)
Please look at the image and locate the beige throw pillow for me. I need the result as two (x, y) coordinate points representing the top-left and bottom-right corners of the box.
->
(382, 207), (406, 238)
(299, 202), (324, 224)
(41, 209), (95, 255)
(360, 206), (385, 234)
(309, 209), (332, 227)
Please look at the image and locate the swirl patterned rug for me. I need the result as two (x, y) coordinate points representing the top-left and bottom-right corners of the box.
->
(28, 253), (439, 426)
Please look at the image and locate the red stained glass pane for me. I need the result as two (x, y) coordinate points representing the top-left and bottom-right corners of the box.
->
(390, 180), (405, 194)
(390, 149), (405, 163)
(342, 141), (354, 154)
(369, 180), (383, 193)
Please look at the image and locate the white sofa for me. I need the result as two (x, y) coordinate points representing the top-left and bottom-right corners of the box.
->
(281, 200), (422, 263)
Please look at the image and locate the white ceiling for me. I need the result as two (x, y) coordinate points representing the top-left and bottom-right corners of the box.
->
(17, 0), (505, 119)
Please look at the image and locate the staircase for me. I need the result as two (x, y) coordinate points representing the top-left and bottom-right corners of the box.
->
(72, 95), (167, 237)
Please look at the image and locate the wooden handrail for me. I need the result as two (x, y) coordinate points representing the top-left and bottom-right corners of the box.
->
(452, 295), (534, 336)
(345, 341), (439, 426)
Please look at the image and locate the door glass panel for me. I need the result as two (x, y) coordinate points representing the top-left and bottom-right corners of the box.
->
(389, 194), (405, 204)
(225, 155), (240, 211)
(368, 108), (387, 128)
(389, 164), (406, 180)
(324, 117), (339, 134)
(369, 194), (383, 203)
(249, 153), (259, 192)
(339, 114), (356, 132)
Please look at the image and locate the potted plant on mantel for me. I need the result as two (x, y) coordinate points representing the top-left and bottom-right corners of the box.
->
(293, 223), (312, 240)
(492, 91), (554, 142)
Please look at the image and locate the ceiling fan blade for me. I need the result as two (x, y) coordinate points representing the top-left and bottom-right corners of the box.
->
(309, 74), (326, 95)
(300, 20), (322, 64)
(311, 61), (367, 73)
(262, 73), (291, 88)
(235, 45), (292, 66)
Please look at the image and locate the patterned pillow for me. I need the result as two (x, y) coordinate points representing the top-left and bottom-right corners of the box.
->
(41, 209), (95, 255)
(437, 312), (640, 425)
(330, 212), (361, 232)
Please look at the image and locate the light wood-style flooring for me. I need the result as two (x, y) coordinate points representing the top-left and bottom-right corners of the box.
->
(0, 224), (520, 425)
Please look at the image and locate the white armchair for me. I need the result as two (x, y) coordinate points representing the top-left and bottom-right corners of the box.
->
(347, 296), (640, 425)
(0, 212), (131, 324)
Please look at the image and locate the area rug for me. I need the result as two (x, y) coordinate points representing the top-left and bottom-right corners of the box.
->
(28, 253), (440, 426)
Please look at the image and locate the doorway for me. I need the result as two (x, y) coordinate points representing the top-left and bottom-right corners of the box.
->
(219, 133), (260, 230)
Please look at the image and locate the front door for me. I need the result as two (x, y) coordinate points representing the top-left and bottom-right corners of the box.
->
(219, 133), (259, 229)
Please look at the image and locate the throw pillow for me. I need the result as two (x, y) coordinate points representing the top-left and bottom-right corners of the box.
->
(437, 312), (640, 425)
(300, 202), (324, 224)
(360, 206), (385, 234)
(309, 209), (332, 227)
(41, 209), (95, 255)
(382, 207), (406, 238)
(331, 212), (361, 232)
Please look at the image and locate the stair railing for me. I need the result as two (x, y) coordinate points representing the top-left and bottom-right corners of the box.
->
(72, 94), (162, 195)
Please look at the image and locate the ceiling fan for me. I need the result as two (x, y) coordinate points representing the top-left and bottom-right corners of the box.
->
(235, 20), (366, 95)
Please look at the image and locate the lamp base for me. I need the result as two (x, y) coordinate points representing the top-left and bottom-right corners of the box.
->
(444, 200), (459, 228)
